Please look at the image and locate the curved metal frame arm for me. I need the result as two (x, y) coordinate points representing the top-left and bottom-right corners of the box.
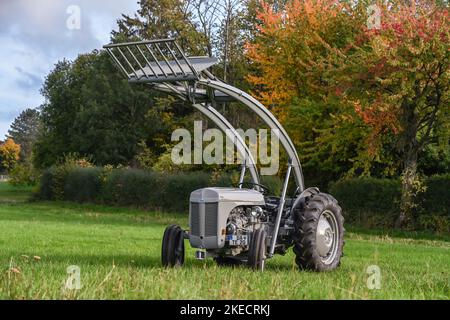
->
(104, 39), (305, 191)
(151, 84), (260, 185)
(198, 79), (305, 191)
(192, 103), (260, 185)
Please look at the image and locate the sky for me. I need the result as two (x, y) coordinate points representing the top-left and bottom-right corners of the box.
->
(0, 0), (140, 139)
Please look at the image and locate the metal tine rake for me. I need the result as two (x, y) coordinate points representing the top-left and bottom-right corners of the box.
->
(104, 39), (198, 82)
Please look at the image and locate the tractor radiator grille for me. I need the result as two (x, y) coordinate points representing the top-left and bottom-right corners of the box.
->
(205, 202), (218, 237)
(190, 202), (200, 236)
(189, 202), (218, 237)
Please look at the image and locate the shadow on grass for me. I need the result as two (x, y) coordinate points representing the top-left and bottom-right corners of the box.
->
(41, 253), (166, 268)
(16, 253), (228, 271)
(0, 201), (187, 228)
(1, 198), (448, 243)
(12, 251), (296, 272)
(346, 225), (450, 242)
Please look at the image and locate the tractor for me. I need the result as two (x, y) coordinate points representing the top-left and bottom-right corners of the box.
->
(104, 38), (344, 271)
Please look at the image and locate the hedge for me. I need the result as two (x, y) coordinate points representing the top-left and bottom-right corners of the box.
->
(37, 166), (282, 212)
(64, 167), (103, 203)
(329, 177), (400, 228)
(37, 168), (55, 200)
(329, 177), (401, 214)
(329, 175), (450, 232)
(421, 174), (450, 215)
(159, 172), (210, 212)
(101, 169), (161, 207)
(36, 166), (449, 232)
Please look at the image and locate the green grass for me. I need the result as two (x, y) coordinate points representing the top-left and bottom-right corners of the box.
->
(0, 183), (448, 299)
(0, 182), (34, 203)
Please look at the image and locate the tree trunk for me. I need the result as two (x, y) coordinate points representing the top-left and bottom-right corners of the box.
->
(396, 152), (418, 228)
(396, 101), (421, 229)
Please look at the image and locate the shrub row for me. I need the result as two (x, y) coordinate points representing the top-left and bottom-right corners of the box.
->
(422, 174), (450, 216)
(329, 175), (450, 232)
(37, 166), (449, 232)
(37, 166), (282, 213)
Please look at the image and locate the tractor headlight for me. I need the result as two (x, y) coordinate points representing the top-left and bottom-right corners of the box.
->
(251, 206), (263, 218)
(226, 222), (237, 235)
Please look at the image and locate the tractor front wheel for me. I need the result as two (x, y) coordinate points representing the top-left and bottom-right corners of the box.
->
(161, 225), (185, 267)
(247, 228), (267, 271)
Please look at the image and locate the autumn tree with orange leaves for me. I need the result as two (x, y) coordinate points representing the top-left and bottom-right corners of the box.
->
(247, 0), (449, 227)
(0, 138), (21, 173)
(339, 1), (449, 227)
(247, 0), (370, 187)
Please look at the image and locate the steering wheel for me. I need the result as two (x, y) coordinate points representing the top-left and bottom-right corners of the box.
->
(237, 182), (270, 194)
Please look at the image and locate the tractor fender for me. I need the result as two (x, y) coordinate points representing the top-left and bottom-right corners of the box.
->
(291, 187), (320, 212)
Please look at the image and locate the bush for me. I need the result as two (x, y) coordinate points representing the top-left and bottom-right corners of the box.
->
(9, 163), (40, 186)
(160, 171), (210, 212)
(64, 167), (103, 203)
(209, 170), (235, 187)
(330, 177), (401, 212)
(50, 155), (93, 200)
(417, 215), (450, 234)
(51, 163), (75, 200)
(329, 175), (450, 229)
(101, 169), (160, 207)
(329, 178), (401, 228)
(421, 174), (450, 215)
(36, 168), (55, 200)
(209, 170), (283, 195)
(416, 174), (450, 234)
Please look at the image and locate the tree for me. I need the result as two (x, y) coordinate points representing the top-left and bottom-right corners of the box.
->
(112, 0), (262, 150)
(246, 0), (370, 185)
(114, 0), (253, 87)
(0, 138), (20, 172)
(246, 0), (449, 227)
(112, 0), (207, 55)
(33, 51), (172, 169)
(7, 108), (41, 162)
(337, 1), (449, 227)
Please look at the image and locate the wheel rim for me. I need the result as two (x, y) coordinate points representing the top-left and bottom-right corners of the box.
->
(316, 210), (339, 265)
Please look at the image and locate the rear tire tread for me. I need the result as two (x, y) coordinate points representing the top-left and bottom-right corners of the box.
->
(292, 193), (345, 272)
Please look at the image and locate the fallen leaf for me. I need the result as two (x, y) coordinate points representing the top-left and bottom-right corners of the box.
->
(10, 267), (21, 274)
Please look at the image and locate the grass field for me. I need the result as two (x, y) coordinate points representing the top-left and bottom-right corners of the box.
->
(0, 182), (448, 299)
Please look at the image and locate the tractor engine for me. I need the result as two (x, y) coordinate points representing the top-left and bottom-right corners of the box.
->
(223, 205), (267, 256)
(188, 187), (265, 253)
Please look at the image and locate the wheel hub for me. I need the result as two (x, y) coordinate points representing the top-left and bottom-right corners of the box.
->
(316, 217), (333, 256)
(315, 210), (339, 265)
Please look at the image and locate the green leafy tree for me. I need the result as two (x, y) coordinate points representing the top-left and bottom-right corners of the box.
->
(247, 0), (449, 227)
(246, 0), (370, 185)
(113, 0), (259, 122)
(336, 2), (449, 227)
(33, 51), (171, 168)
(7, 108), (41, 162)
(112, 0), (207, 54)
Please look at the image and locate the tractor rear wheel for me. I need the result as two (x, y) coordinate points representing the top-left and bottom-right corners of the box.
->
(293, 193), (344, 271)
(247, 228), (267, 271)
(161, 225), (185, 267)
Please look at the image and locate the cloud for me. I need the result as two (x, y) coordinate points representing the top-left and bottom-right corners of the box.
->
(15, 67), (42, 90)
(0, 0), (139, 138)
